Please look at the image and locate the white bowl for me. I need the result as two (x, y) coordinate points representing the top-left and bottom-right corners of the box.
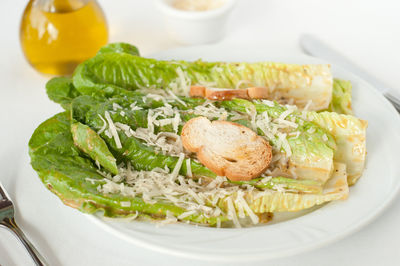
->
(155, 0), (236, 45)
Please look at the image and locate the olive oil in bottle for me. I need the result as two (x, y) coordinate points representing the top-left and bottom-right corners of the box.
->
(20, 0), (108, 75)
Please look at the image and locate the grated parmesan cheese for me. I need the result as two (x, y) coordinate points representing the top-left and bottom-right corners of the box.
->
(167, 90), (187, 107)
(112, 103), (122, 111)
(303, 100), (313, 111)
(177, 210), (197, 220)
(170, 153), (185, 181)
(261, 99), (275, 107)
(97, 114), (107, 135)
(174, 67), (191, 95)
(104, 111), (122, 149)
(307, 127), (316, 134)
(120, 201), (131, 207)
(130, 102), (143, 111)
(186, 158), (192, 177)
(226, 196), (241, 228)
(235, 79), (252, 89)
(104, 129), (112, 139)
(236, 191), (259, 224)
(216, 218), (221, 228)
(97, 166), (243, 225)
(91, 90), (321, 227)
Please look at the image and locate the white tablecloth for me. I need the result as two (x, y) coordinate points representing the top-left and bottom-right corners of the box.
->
(1, 0), (399, 265)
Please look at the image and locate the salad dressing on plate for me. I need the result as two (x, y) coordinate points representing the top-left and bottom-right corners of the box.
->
(20, 0), (108, 75)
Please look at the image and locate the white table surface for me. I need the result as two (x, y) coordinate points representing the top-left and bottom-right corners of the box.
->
(1, 0), (400, 265)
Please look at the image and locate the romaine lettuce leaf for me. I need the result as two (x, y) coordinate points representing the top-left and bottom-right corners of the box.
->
(69, 95), (326, 192)
(71, 121), (118, 175)
(97, 43), (140, 56)
(247, 163), (348, 213)
(327, 79), (353, 115)
(29, 112), (226, 225)
(73, 46), (333, 110)
(46, 77), (81, 110)
(220, 99), (336, 183)
(307, 111), (367, 185)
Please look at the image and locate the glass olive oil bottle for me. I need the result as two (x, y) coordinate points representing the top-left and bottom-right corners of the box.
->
(20, 0), (108, 75)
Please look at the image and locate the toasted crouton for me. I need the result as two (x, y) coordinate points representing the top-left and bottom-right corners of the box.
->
(190, 85), (269, 101)
(247, 87), (269, 99)
(181, 116), (272, 181)
(205, 88), (250, 100)
(189, 86), (206, 97)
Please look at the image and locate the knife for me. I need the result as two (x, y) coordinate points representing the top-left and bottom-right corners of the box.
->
(300, 34), (400, 112)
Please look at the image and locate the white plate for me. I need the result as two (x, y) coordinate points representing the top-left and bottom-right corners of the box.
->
(85, 44), (400, 261)
(11, 44), (400, 262)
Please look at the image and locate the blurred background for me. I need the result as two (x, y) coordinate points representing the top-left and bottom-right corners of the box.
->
(1, 0), (400, 265)
(5, 0), (400, 87)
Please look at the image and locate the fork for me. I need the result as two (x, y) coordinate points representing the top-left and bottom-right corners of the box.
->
(0, 182), (47, 266)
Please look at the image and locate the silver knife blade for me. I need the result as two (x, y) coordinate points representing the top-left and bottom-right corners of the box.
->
(300, 34), (400, 112)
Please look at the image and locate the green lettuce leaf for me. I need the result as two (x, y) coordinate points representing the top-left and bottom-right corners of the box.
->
(220, 99), (336, 183)
(247, 162), (348, 213)
(71, 95), (336, 182)
(29, 112), (226, 225)
(73, 48), (333, 110)
(46, 77), (81, 110)
(71, 121), (118, 175)
(70, 95), (322, 192)
(307, 111), (367, 185)
(97, 43), (140, 56)
(326, 79), (353, 115)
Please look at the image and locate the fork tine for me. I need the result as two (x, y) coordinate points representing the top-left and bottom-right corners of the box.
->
(0, 181), (11, 201)
(0, 182), (47, 265)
